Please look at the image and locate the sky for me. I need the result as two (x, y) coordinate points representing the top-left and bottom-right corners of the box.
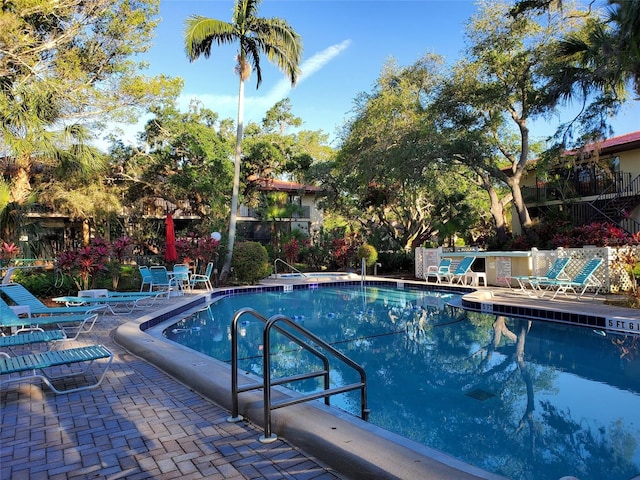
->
(118, 0), (639, 148)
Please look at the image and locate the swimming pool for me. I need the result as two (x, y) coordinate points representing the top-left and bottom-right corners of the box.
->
(163, 285), (640, 480)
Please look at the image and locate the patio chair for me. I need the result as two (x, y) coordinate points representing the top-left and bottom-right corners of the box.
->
(0, 283), (106, 316)
(510, 257), (571, 297)
(139, 266), (153, 292)
(425, 259), (452, 284)
(171, 263), (191, 292)
(537, 258), (604, 299)
(190, 262), (214, 291)
(440, 257), (476, 285)
(150, 266), (180, 295)
(0, 344), (113, 394)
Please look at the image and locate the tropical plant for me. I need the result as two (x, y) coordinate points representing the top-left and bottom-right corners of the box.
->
(184, 0), (303, 284)
(231, 241), (270, 284)
(0, 0), (181, 203)
(0, 242), (20, 266)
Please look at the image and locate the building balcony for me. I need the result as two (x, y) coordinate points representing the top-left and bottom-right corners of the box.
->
(239, 205), (311, 220)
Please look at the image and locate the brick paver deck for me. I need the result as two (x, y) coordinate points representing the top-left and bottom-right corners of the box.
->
(0, 306), (344, 480)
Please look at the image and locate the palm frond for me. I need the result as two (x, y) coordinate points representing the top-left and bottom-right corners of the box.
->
(184, 16), (236, 60)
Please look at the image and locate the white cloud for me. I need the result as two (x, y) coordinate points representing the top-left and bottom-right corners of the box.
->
(180, 40), (351, 123)
(94, 41), (351, 151)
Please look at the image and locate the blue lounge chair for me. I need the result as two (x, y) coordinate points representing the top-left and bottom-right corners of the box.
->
(0, 283), (106, 316)
(0, 298), (99, 339)
(52, 290), (165, 315)
(425, 259), (452, 284)
(190, 262), (214, 291)
(537, 258), (604, 299)
(0, 330), (66, 348)
(510, 257), (571, 297)
(440, 257), (476, 285)
(0, 344), (113, 394)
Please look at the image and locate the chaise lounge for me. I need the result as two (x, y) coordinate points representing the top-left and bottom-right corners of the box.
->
(534, 258), (604, 299)
(0, 298), (100, 339)
(0, 344), (113, 394)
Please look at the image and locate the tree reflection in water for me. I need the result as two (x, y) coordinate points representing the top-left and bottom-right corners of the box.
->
(164, 286), (640, 480)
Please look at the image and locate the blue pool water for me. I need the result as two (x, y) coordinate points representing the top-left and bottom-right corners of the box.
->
(165, 285), (640, 480)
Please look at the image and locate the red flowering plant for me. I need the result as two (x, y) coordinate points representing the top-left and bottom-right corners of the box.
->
(331, 233), (360, 270)
(112, 236), (132, 261)
(284, 238), (301, 265)
(194, 236), (221, 272)
(57, 238), (112, 291)
(0, 242), (20, 266)
(108, 236), (133, 289)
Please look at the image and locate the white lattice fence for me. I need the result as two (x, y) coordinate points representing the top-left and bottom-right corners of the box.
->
(416, 246), (636, 292)
(607, 246), (640, 293)
(533, 247), (614, 293)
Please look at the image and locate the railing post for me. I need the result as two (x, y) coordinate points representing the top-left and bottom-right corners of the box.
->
(227, 311), (244, 423)
(260, 319), (278, 443)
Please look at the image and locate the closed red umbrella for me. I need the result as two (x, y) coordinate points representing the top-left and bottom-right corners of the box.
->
(164, 213), (178, 262)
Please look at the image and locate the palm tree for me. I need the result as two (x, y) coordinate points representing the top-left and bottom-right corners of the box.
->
(184, 0), (302, 284)
(550, 0), (640, 103)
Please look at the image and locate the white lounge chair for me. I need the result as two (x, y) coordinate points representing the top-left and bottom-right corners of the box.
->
(425, 259), (452, 284)
(440, 257), (476, 285)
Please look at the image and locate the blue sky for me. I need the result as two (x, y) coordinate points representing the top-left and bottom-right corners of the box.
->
(130, 0), (639, 147)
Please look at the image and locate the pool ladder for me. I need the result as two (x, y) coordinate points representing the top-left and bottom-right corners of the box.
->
(227, 307), (369, 443)
(273, 258), (307, 277)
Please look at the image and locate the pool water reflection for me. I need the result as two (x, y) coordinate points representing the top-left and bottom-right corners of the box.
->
(165, 285), (640, 480)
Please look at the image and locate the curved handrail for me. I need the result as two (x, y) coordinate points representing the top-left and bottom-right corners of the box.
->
(227, 307), (369, 444)
(262, 314), (368, 442)
(273, 258), (307, 277)
(228, 308), (330, 421)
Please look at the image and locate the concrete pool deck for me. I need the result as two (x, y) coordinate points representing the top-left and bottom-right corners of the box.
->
(1, 282), (639, 479)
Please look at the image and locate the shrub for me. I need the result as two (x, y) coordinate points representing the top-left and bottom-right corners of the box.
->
(12, 269), (68, 297)
(377, 250), (414, 274)
(231, 241), (271, 284)
(357, 244), (378, 268)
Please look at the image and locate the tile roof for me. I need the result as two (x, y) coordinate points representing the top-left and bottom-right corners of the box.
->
(579, 130), (640, 154)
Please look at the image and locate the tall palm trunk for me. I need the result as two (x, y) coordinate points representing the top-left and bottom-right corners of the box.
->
(220, 75), (245, 283)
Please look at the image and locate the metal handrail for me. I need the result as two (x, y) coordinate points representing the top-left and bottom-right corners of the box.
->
(227, 307), (369, 443)
(273, 258), (307, 277)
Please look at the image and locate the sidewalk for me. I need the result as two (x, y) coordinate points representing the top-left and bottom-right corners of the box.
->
(0, 301), (344, 480)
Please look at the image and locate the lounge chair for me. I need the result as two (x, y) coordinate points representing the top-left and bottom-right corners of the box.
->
(190, 262), (214, 291)
(0, 298), (99, 339)
(440, 257), (476, 285)
(52, 290), (164, 315)
(536, 258), (604, 299)
(0, 344), (113, 394)
(425, 259), (452, 284)
(0, 283), (107, 316)
(509, 257), (571, 297)
(0, 329), (66, 348)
